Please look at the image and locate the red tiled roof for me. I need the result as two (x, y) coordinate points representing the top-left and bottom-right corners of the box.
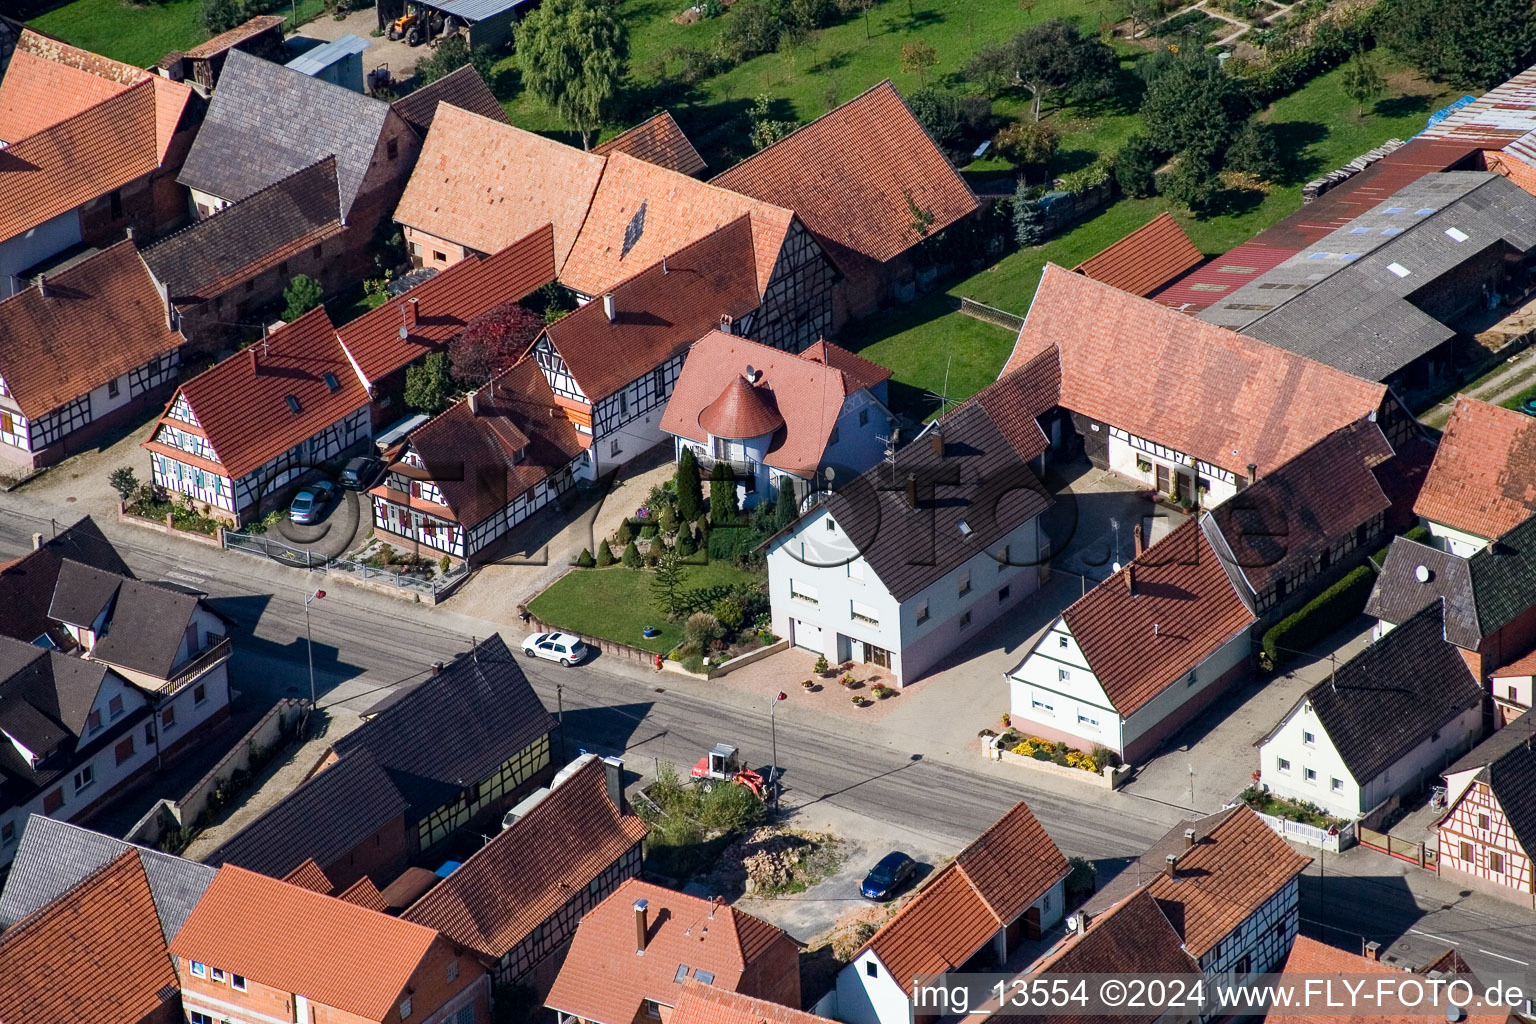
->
(862, 802), (1066, 994)
(540, 217), (761, 404)
(371, 358), (584, 529)
(0, 79), (160, 244)
(150, 306), (367, 480)
(972, 347), (1059, 462)
(1008, 264), (1388, 478)
(1278, 937), (1515, 1024)
(712, 80), (979, 265)
(403, 757), (647, 958)
(0, 240), (182, 420)
(181, 14), (286, 59)
(545, 879), (794, 1024)
(1074, 212), (1204, 298)
(1152, 241), (1297, 313)
(665, 332), (866, 475)
(0, 851), (179, 1024)
(1492, 646), (1536, 679)
(337, 876), (390, 913)
(0, 49), (121, 143)
(594, 111), (707, 177)
(170, 865), (443, 1022)
(1415, 396), (1536, 540)
(394, 105), (606, 267)
(698, 374), (785, 439)
(1143, 806), (1310, 957)
(800, 338), (892, 396)
(671, 981), (834, 1024)
(563, 151), (794, 300)
(281, 858), (335, 894)
(1061, 520), (1256, 717)
(337, 224), (556, 383)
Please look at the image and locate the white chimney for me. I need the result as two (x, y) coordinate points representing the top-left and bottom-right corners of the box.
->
(602, 293), (616, 323)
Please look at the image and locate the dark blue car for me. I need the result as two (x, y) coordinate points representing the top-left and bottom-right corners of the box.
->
(861, 851), (916, 901)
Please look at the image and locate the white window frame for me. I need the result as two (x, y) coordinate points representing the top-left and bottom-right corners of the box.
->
(1276, 757), (1291, 773)
(190, 961), (207, 978)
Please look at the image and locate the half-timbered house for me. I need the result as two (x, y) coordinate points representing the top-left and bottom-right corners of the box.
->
(0, 241), (182, 468)
(1437, 711), (1536, 908)
(1414, 396), (1536, 557)
(368, 359), (584, 562)
(527, 218), (761, 476)
(141, 306), (370, 525)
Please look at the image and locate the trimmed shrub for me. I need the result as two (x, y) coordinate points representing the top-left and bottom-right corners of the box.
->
(708, 523), (763, 563)
(713, 596), (745, 631)
(640, 520), (660, 539)
(622, 540), (641, 569)
(684, 612), (724, 649)
(576, 548), (596, 568)
(616, 520), (633, 545)
(597, 539), (616, 566)
(676, 527), (698, 557)
(677, 448), (704, 522)
(1262, 564), (1376, 668)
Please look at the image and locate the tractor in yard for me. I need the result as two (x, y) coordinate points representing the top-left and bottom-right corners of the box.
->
(690, 743), (767, 799)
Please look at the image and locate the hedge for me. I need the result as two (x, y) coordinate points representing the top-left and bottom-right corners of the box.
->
(1261, 564), (1376, 668)
(1234, 13), (1377, 104)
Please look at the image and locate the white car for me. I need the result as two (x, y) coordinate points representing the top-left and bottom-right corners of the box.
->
(522, 632), (589, 667)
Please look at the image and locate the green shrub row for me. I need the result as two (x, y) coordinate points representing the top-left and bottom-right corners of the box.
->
(1261, 563), (1376, 668)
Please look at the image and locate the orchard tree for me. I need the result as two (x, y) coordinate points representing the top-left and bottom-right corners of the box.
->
(1379, 0), (1536, 89)
(1008, 19), (1117, 121)
(900, 40), (939, 89)
(450, 301), (542, 384)
(1139, 48), (1253, 161)
(1340, 49), (1385, 117)
(516, 0), (629, 149)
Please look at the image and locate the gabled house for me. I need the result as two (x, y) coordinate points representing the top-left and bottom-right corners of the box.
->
(0, 813), (216, 942)
(546, 879), (800, 1024)
(0, 516), (131, 649)
(0, 31), (197, 296)
(1489, 648), (1536, 726)
(0, 850), (182, 1024)
(832, 801), (1068, 1024)
(1003, 264), (1408, 507)
(1366, 513), (1536, 682)
(593, 111), (707, 177)
(368, 358), (585, 563)
(171, 864), (491, 1024)
(1077, 806), (1310, 978)
(1071, 212), (1205, 298)
(1276, 936), (1518, 1024)
(766, 365), (1055, 686)
(711, 80), (979, 318)
(1414, 396), (1536, 556)
(674, 982), (835, 1024)
(1436, 711), (1536, 908)
(526, 218), (760, 475)
(1007, 519), (1257, 764)
(0, 240), (182, 468)
(204, 634), (555, 887)
(1204, 420), (1395, 622)
(390, 64), (509, 140)
(142, 306), (370, 525)
(1258, 603), (1485, 820)
(402, 754), (648, 987)
(155, 14), (286, 92)
(661, 331), (892, 507)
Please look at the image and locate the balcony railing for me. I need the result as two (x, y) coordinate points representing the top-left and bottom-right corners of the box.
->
(161, 635), (233, 693)
(686, 446), (759, 493)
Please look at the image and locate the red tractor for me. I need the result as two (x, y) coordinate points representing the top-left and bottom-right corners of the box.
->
(690, 743), (767, 799)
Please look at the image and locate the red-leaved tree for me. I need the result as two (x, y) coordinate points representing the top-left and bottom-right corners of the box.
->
(449, 302), (544, 384)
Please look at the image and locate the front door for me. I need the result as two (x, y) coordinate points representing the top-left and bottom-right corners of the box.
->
(1155, 463), (1170, 495)
(865, 643), (892, 669)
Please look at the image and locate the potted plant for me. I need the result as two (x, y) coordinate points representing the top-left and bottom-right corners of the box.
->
(1001, 712), (1011, 727)
(872, 684), (894, 700)
(814, 654), (829, 676)
(801, 679), (818, 692)
(851, 695), (870, 707)
(840, 672), (857, 689)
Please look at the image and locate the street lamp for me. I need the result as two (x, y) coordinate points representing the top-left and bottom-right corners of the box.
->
(770, 691), (787, 807)
(304, 587), (326, 709)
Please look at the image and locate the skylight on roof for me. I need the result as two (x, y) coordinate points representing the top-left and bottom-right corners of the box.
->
(1387, 262), (1410, 278)
(323, 371), (340, 392)
(958, 520), (973, 538)
(674, 965), (690, 983)
(1415, 208), (1437, 215)
(1381, 227), (1404, 236)
(1385, 207), (1406, 214)
(1307, 252), (1332, 260)
(1349, 227), (1370, 234)
(1341, 253), (1362, 261)
(695, 970), (715, 985)
(285, 395), (302, 414)
(1445, 227), (1470, 242)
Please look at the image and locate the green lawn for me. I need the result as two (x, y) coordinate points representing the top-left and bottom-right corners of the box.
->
(26, 0), (326, 69)
(529, 560), (761, 654)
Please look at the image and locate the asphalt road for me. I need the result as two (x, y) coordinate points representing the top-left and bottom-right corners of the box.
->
(3, 503), (1534, 990)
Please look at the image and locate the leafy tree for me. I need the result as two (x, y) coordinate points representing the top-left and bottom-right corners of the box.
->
(1340, 49), (1385, 117)
(747, 94), (796, 151)
(201, 0), (245, 35)
(993, 119), (1059, 174)
(597, 539), (616, 566)
(907, 88), (991, 151)
(414, 34), (494, 85)
(1225, 121), (1280, 181)
(1013, 187), (1046, 246)
(1139, 49), (1252, 161)
(1379, 0), (1536, 89)
(900, 40), (939, 89)
(450, 301), (542, 384)
(516, 0), (629, 149)
(282, 274), (323, 321)
(622, 539), (642, 568)
(1158, 150), (1222, 215)
(1124, 0), (1161, 41)
(1114, 134), (1160, 198)
(962, 43), (1016, 99)
(709, 461), (739, 524)
(775, 478), (797, 530)
(1007, 19), (1118, 121)
(676, 447), (704, 522)
(404, 352), (454, 414)
(651, 548), (687, 617)
(712, 595), (745, 630)
(108, 467), (138, 502)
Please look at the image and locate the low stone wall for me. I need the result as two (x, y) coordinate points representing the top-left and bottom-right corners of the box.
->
(117, 502), (225, 548)
(708, 639), (788, 678)
(987, 741), (1129, 790)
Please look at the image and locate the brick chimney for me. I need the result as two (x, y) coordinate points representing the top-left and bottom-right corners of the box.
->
(431, 660), (443, 675)
(249, 347), (258, 374)
(31, 533), (44, 551)
(1125, 563), (1136, 597)
(404, 298), (419, 328)
(905, 472), (917, 509)
(1134, 522), (1145, 557)
(466, 390), (478, 416)
(634, 899), (649, 954)
(1364, 941), (1381, 962)
(604, 756), (627, 815)
(1164, 853), (1177, 879)
(1184, 828), (1195, 850)
(929, 427), (944, 457)
(1247, 462), (1257, 485)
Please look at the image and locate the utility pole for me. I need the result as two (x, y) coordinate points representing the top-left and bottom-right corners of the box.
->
(303, 587), (325, 717)
(770, 691), (786, 809)
(556, 683), (566, 763)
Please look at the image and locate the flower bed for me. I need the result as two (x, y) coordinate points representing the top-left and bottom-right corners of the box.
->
(1239, 786), (1344, 830)
(1008, 734), (1110, 775)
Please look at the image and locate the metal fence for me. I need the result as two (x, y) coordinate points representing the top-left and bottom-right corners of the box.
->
(959, 298), (1025, 332)
(329, 556), (468, 598)
(223, 530), (326, 569)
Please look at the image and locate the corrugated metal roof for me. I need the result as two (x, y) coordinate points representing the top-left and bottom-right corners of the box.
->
(284, 34), (370, 76)
(423, 0), (532, 20)
(1421, 63), (1536, 146)
(1152, 242), (1297, 313)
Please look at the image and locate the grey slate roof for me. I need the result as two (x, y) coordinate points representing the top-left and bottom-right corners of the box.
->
(329, 634), (555, 820)
(48, 560), (207, 680)
(177, 49), (391, 218)
(1366, 538), (1481, 648)
(201, 747), (408, 879)
(0, 516), (130, 649)
(1442, 711), (1536, 853)
(0, 814), (216, 944)
(1292, 603), (1483, 784)
(0, 636), (119, 807)
(771, 373), (1054, 604)
(143, 157), (342, 305)
(1465, 513), (1536, 636)
(1216, 173), (1536, 382)
(390, 65), (509, 138)
(1445, 710), (1536, 777)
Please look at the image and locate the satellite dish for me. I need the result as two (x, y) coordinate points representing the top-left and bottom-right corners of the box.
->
(1415, 565), (1432, 583)
(744, 364), (757, 381)
(1112, 561), (1121, 574)
(398, 325), (409, 340)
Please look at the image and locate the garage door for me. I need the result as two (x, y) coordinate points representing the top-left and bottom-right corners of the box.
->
(792, 619), (823, 652)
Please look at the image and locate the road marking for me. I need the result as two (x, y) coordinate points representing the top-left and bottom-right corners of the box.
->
(1477, 949), (1530, 966)
(1409, 928), (1459, 945)
(165, 571), (206, 584)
